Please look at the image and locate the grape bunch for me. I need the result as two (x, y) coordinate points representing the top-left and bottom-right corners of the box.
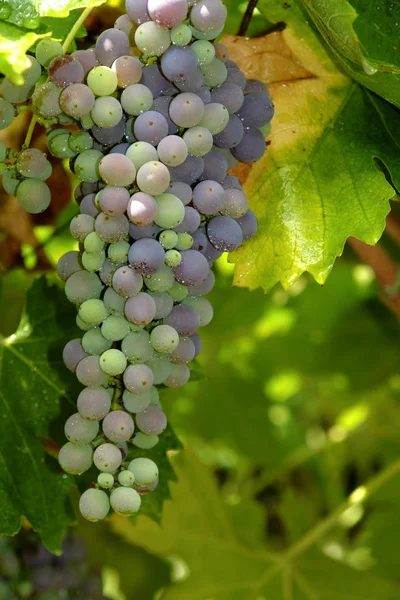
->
(0, 0), (274, 521)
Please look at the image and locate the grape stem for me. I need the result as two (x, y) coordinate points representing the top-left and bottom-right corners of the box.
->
(238, 0), (259, 36)
(23, 114), (38, 148)
(62, 6), (93, 53)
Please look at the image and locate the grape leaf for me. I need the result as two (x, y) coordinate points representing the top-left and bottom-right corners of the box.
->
(0, 21), (43, 83)
(112, 449), (399, 599)
(5, 0), (105, 24)
(225, 3), (400, 292)
(0, 276), (79, 553)
(300, 0), (400, 108)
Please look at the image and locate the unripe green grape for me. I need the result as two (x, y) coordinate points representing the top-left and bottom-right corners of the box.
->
(146, 353), (171, 384)
(183, 126), (213, 157)
(144, 265), (174, 293)
(201, 57), (227, 87)
(69, 131), (94, 153)
(168, 282), (188, 302)
(122, 388), (152, 413)
(165, 249), (181, 267)
(94, 442), (122, 473)
(170, 23), (192, 46)
(0, 98), (15, 130)
(159, 229), (178, 250)
(91, 96), (123, 128)
(134, 21), (171, 57)
(76, 315), (95, 331)
(150, 324), (179, 353)
(81, 114), (94, 130)
(32, 82), (62, 118)
(104, 287), (126, 316)
(97, 472), (114, 489)
(78, 298), (109, 325)
(191, 40), (215, 65)
(65, 270), (103, 306)
(58, 442), (92, 474)
(100, 348), (127, 376)
(79, 488), (110, 522)
(149, 385), (161, 406)
(16, 179), (51, 214)
(121, 330), (154, 363)
(154, 193), (185, 229)
(36, 39), (63, 66)
(183, 296), (214, 326)
(132, 432), (159, 449)
(87, 66), (118, 96)
(82, 250), (106, 272)
(126, 141), (158, 169)
(48, 132), (76, 159)
(121, 84), (153, 116)
(2, 170), (20, 195)
(101, 315), (130, 341)
(84, 231), (105, 253)
(74, 149), (103, 183)
(118, 470), (135, 487)
(190, 23), (225, 41)
(64, 412), (99, 445)
(198, 103), (229, 135)
(110, 486), (141, 515)
(108, 240), (130, 263)
(128, 457), (158, 487)
(16, 148), (52, 180)
(1, 79), (34, 104)
(82, 327), (113, 355)
(175, 233), (193, 251)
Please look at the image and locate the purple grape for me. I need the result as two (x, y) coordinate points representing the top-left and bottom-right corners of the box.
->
(168, 181), (192, 205)
(72, 49), (98, 77)
(92, 119), (126, 145)
(198, 147), (228, 183)
(48, 55), (84, 88)
(161, 46), (198, 86)
(174, 68), (204, 93)
(129, 238), (165, 274)
(237, 93), (274, 128)
(129, 222), (161, 240)
(197, 85), (212, 104)
(63, 339), (88, 372)
(188, 269), (215, 296)
(192, 180), (226, 215)
(95, 28), (130, 67)
(126, 0), (150, 24)
(125, 292), (157, 325)
(174, 206), (201, 233)
(57, 251), (82, 281)
(207, 215), (243, 252)
(232, 128), (266, 163)
(169, 155), (204, 185)
(80, 193), (100, 217)
(113, 266), (143, 297)
(213, 114), (244, 148)
(210, 82), (244, 114)
(128, 192), (158, 225)
(170, 336), (196, 364)
(134, 110), (169, 145)
(164, 304), (200, 336)
(148, 0), (188, 28)
(140, 64), (177, 97)
(191, 229), (208, 253)
(153, 96), (179, 134)
(98, 186), (130, 216)
(190, 333), (202, 357)
(136, 406), (167, 435)
(236, 209), (258, 241)
(172, 249), (209, 286)
(223, 175), (242, 190)
(244, 79), (269, 95)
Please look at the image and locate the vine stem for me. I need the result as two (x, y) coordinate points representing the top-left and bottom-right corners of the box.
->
(23, 114), (38, 148)
(62, 6), (93, 53)
(238, 0), (259, 36)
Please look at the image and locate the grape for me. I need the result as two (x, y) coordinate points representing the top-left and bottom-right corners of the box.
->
(198, 102), (229, 135)
(48, 55), (85, 87)
(100, 348), (127, 376)
(237, 93), (275, 128)
(148, 0), (188, 27)
(87, 66), (118, 96)
(175, 206), (201, 233)
(211, 82), (244, 114)
(125, 292), (157, 325)
(153, 96), (179, 134)
(154, 193), (185, 229)
(191, 40), (215, 65)
(96, 28), (130, 67)
(112, 55), (142, 87)
(65, 413), (99, 444)
(236, 209), (258, 241)
(207, 215), (243, 251)
(213, 114), (244, 148)
(1, 79), (33, 104)
(132, 432), (159, 449)
(183, 296), (213, 326)
(16, 149), (51, 180)
(98, 472), (114, 489)
(191, 0), (227, 32)
(175, 232), (193, 251)
(57, 251), (82, 282)
(91, 96), (123, 128)
(118, 470), (135, 486)
(110, 487), (141, 515)
(172, 249), (209, 286)
(75, 181), (99, 201)
(129, 222), (161, 240)
(191, 332), (202, 357)
(135, 21), (171, 56)
(76, 354), (110, 387)
(2, 170), (20, 195)
(159, 229), (178, 249)
(111, 142), (131, 154)
(245, 79), (269, 95)
(103, 410), (134, 442)
(183, 126), (213, 157)
(150, 324), (179, 353)
(145, 264), (175, 292)
(123, 363), (154, 393)
(199, 147), (228, 183)
(128, 238), (165, 274)
(78, 298), (108, 325)
(148, 291), (174, 318)
(225, 62), (247, 89)
(69, 131), (94, 154)
(126, 141), (158, 169)
(136, 406), (167, 435)
(169, 155), (204, 185)
(32, 81), (63, 117)
(168, 181), (193, 205)
(223, 175), (242, 190)
(81, 247), (104, 272)
(164, 303), (201, 335)
(48, 131), (76, 159)
(232, 128), (266, 163)
(70, 214), (95, 241)
(94, 442), (123, 472)
(16, 179), (51, 214)
(170, 335), (196, 364)
(201, 58), (227, 87)
(112, 266), (142, 298)
(140, 64), (177, 97)
(171, 23), (192, 45)
(221, 187), (248, 218)
(134, 111), (169, 145)
(100, 259), (122, 285)
(58, 442), (93, 475)
(95, 213), (129, 242)
(82, 327), (112, 354)
(98, 186), (130, 216)
(157, 135), (188, 167)
(36, 39), (63, 67)
(0, 98), (15, 129)
(93, 119), (126, 145)
(128, 192), (158, 226)
(79, 489), (110, 522)
(126, 0), (150, 23)
(77, 387), (112, 421)
(122, 388), (151, 413)
(128, 457), (158, 488)
(72, 49), (98, 76)
(108, 241), (130, 264)
(136, 161), (170, 195)
(60, 83), (95, 118)
(65, 270), (103, 305)
(63, 339), (88, 372)
(161, 46), (198, 86)
(165, 249), (181, 267)
(104, 287), (126, 316)
(214, 42), (229, 62)
(121, 83), (153, 115)
(74, 149), (103, 183)
(122, 330), (154, 363)
(164, 363), (190, 387)
(169, 92), (204, 128)
(146, 353), (171, 383)
(188, 268), (215, 296)
(191, 229), (208, 253)
(169, 281), (188, 301)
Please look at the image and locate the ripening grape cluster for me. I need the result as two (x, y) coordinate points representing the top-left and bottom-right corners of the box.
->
(0, 0), (274, 522)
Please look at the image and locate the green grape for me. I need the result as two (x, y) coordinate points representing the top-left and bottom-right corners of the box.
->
(0, 140), (7, 162)
(122, 388), (152, 413)
(170, 23), (192, 46)
(168, 282), (188, 302)
(110, 487), (141, 515)
(100, 348), (127, 375)
(58, 112), (76, 125)
(48, 132), (76, 159)
(74, 149), (103, 183)
(1, 79), (33, 104)
(159, 229), (178, 250)
(104, 287), (126, 316)
(97, 472), (114, 489)
(22, 56), (42, 86)
(183, 296), (213, 326)
(58, 442), (93, 475)
(35, 39), (63, 67)
(82, 250), (106, 272)
(84, 231), (105, 253)
(82, 327), (113, 355)
(144, 265), (174, 292)
(165, 249), (182, 267)
(2, 170), (20, 195)
(69, 130), (94, 153)
(16, 179), (51, 214)
(65, 270), (103, 305)
(47, 127), (66, 142)
(201, 57), (227, 87)
(150, 324), (179, 353)
(101, 315), (131, 341)
(121, 330), (154, 363)
(78, 298), (109, 325)
(64, 412), (99, 445)
(87, 66), (118, 96)
(32, 82), (62, 118)
(132, 432), (159, 449)
(128, 457), (158, 486)
(154, 193), (185, 229)
(108, 240), (130, 263)
(134, 21), (171, 57)
(0, 98), (15, 130)
(94, 442), (122, 473)
(16, 148), (52, 180)
(91, 96), (123, 128)
(191, 40), (215, 65)
(198, 102), (229, 135)
(76, 315), (95, 331)
(79, 488), (110, 522)
(81, 114), (94, 130)
(126, 141), (158, 170)
(120, 84), (153, 116)
(175, 232), (193, 251)
(118, 470), (135, 487)
(190, 23), (224, 41)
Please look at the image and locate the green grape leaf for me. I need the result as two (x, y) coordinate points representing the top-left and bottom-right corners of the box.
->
(300, 0), (400, 108)
(5, 0), (105, 24)
(0, 21), (43, 83)
(40, 12), (86, 47)
(112, 449), (399, 599)
(0, 276), (79, 553)
(226, 1), (400, 292)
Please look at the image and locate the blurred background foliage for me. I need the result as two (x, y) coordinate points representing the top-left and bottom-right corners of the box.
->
(1, 0), (400, 598)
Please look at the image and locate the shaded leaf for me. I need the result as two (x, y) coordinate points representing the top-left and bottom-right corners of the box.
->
(0, 21), (42, 84)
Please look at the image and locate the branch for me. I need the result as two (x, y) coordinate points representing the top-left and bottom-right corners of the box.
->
(385, 211), (400, 246)
(238, 0), (259, 36)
